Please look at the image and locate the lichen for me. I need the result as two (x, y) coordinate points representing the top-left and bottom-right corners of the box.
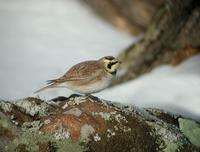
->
(80, 124), (95, 141)
(61, 96), (89, 109)
(63, 108), (82, 117)
(179, 118), (200, 147)
(114, 113), (128, 123)
(1, 96), (199, 151)
(54, 125), (70, 140)
(93, 133), (101, 142)
(147, 121), (188, 152)
(0, 101), (13, 112)
(106, 129), (116, 138)
(69, 96), (88, 105)
(22, 120), (43, 132)
(6, 130), (83, 152)
(14, 99), (50, 116)
(92, 112), (111, 120)
(44, 119), (51, 125)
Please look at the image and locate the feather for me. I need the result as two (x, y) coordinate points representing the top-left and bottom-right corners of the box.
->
(34, 79), (59, 93)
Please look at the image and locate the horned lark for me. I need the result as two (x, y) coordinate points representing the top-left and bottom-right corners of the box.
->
(35, 56), (121, 94)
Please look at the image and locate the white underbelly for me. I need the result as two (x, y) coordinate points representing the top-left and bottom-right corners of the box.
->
(60, 78), (111, 94)
(78, 79), (111, 94)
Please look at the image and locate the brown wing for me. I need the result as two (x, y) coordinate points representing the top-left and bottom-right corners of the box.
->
(34, 60), (102, 93)
(48, 60), (101, 84)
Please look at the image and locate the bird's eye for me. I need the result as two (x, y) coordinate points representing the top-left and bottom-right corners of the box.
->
(107, 63), (112, 69)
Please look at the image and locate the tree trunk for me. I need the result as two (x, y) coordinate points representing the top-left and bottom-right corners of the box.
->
(83, 0), (164, 35)
(83, 0), (200, 86)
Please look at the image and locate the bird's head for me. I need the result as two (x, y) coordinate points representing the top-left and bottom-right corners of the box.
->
(99, 56), (121, 75)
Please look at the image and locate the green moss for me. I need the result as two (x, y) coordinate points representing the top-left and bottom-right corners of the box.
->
(38, 141), (57, 152)
(0, 112), (18, 151)
(15, 144), (29, 152)
(0, 113), (10, 129)
(179, 118), (200, 147)
(56, 140), (83, 152)
(163, 142), (179, 152)
(84, 128), (162, 152)
(6, 130), (83, 152)
(147, 121), (185, 152)
(0, 125), (14, 139)
(176, 144), (200, 152)
(83, 112), (163, 152)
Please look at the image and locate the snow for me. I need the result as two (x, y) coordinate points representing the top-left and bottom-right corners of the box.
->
(0, 0), (200, 121)
(0, 0), (135, 100)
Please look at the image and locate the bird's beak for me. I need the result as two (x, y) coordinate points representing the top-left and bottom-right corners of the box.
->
(118, 60), (122, 64)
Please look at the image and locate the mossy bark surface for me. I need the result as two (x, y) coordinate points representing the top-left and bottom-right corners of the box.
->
(0, 96), (199, 152)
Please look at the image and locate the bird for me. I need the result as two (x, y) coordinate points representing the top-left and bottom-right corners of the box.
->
(35, 56), (121, 95)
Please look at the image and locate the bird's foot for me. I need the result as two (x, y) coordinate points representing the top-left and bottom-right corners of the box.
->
(51, 94), (81, 102)
(51, 96), (69, 102)
(85, 94), (101, 102)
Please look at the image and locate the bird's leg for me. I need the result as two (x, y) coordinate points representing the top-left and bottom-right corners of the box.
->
(85, 94), (92, 101)
(85, 94), (100, 102)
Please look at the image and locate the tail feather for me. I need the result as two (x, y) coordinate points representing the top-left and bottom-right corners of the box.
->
(46, 79), (57, 85)
(34, 80), (58, 93)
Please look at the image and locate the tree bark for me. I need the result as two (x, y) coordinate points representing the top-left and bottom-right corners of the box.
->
(83, 0), (200, 86)
(112, 0), (200, 86)
(83, 0), (163, 35)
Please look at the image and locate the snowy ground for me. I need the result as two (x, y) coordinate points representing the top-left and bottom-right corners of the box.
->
(0, 0), (200, 121)
(0, 0), (134, 99)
